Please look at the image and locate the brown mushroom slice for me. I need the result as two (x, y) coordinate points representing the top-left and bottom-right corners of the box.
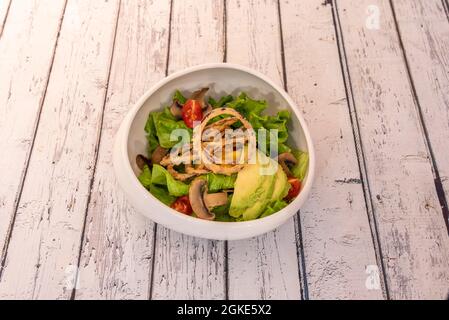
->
(170, 100), (183, 119)
(278, 152), (298, 177)
(151, 146), (168, 165)
(136, 154), (151, 170)
(189, 178), (229, 220)
(189, 178), (215, 220)
(190, 87), (209, 108)
(203, 192), (228, 209)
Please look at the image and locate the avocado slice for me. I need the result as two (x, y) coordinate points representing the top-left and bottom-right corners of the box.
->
(270, 166), (290, 201)
(229, 151), (278, 220)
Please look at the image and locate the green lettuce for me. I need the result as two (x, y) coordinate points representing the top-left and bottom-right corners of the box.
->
(143, 90), (189, 156)
(225, 93), (292, 155)
(209, 95), (234, 108)
(204, 173), (237, 193)
(211, 195), (235, 222)
(259, 200), (288, 218)
(144, 113), (159, 156)
(291, 150), (309, 181)
(225, 93), (267, 130)
(137, 165), (152, 189)
(150, 184), (176, 206)
(173, 90), (187, 104)
(152, 108), (191, 148)
(151, 164), (190, 196)
(138, 165), (176, 205)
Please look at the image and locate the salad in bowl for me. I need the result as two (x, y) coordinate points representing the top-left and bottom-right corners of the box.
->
(113, 63), (314, 239)
(135, 87), (309, 222)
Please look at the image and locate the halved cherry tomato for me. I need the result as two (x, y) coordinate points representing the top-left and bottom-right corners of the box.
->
(284, 177), (301, 201)
(182, 99), (203, 128)
(170, 195), (193, 215)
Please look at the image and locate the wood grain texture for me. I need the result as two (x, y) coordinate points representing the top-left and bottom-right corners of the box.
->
(0, 0), (120, 299)
(279, 0), (383, 299)
(150, 0), (226, 300)
(226, 0), (301, 299)
(75, 0), (171, 300)
(0, 0), (66, 264)
(335, 0), (449, 299)
(392, 0), (449, 220)
(0, 0), (11, 36)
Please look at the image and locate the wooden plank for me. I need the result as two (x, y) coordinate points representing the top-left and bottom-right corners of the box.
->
(392, 0), (449, 225)
(74, 0), (171, 300)
(0, 0), (120, 299)
(335, 0), (449, 299)
(0, 0), (11, 36)
(226, 0), (301, 299)
(150, 0), (226, 300)
(279, 0), (384, 299)
(0, 0), (66, 263)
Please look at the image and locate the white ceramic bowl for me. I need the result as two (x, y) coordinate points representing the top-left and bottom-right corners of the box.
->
(113, 63), (315, 240)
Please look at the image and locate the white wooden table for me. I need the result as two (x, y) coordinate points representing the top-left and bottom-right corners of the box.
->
(0, 0), (448, 300)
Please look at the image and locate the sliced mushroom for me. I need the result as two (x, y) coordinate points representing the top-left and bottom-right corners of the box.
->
(278, 152), (297, 177)
(190, 87), (209, 108)
(136, 154), (151, 170)
(151, 146), (168, 165)
(203, 192), (228, 209)
(170, 100), (183, 119)
(189, 177), (228, 220)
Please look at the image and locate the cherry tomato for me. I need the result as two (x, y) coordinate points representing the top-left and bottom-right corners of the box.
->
(182, 99), (203, 128)
(284, 177), (301, 201)
(170, 195), (193, 215)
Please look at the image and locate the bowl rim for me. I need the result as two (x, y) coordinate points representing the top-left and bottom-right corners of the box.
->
(115, 62), (315, 234)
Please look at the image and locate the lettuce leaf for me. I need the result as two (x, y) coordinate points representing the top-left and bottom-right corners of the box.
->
(209, 95), (234, 108)
(152, 108), (191, 148)
(258, 110), (291, 156)
(138, 165), (176, 205)
(151, 164), (190, 196)
(150, 184), (176, 206)
(225, 93), (292, 155)
(291, 150), (309, 181)
(143, 90), (189, 156)
(137, 165), (153, 189)
(226, 93), (267, 129)
(204, 173), (237, 193)
(211, 195), (235, 222)
(173, 90), (187, 104)
(259, 200), (288, 218)
(144, 113), (159, 156)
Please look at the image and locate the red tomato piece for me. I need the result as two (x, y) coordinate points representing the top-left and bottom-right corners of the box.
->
(284, 177), (301, 201)
(170, 195), (193, 215)
(182, 99), (203, 128)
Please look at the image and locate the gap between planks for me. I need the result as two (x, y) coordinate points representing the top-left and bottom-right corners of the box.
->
(329, 0), (390, 297)
(333, 0), (449, 298)
(0, 0), (12, 38)
(70, 0), (123, 300)
(276, 0), (307, 299)
(389, 0), (449, 232)
(0, 0), (122, 299)
(149, 0), (174, 301)
(0, 0), (69, 280)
